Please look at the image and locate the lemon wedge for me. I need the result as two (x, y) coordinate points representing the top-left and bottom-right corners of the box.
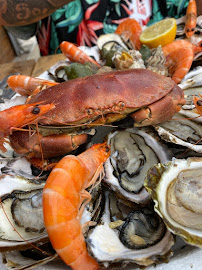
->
(140, 18), (177, 48)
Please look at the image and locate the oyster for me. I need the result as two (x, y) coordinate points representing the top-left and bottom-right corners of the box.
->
(145, 157), (202, 247)
(145, 46), (168, 77)
(96, 33), (129, 51)
(104, 127), (172, 204)
(0, 173), (48, 251)
(154, 113), (202, 153)
(179, 67), (202, 90)
(87, 190), (174, 267)
(2, 250), (57, 270)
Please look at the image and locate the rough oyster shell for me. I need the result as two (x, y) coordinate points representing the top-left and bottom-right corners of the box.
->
(145, 46), (168, 76)
(145, 157), (202, 248)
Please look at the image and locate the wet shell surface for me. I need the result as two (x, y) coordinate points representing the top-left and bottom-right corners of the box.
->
(87, 190), (174, 267)
(104, 127), (172, 204)
(145, 157), (202, 248)
(154, 114), (202, 153)
(0, 173), (47, 251)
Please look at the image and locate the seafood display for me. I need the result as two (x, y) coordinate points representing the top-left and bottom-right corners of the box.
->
(0, 2), (202, 269)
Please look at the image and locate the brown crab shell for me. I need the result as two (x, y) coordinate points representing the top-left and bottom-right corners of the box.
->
(29, 69), (184, 126)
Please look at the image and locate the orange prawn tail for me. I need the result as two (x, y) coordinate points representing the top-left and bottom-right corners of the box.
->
(60, 41), (101, 67)
(185, 0), (197, 38)
(7, 75), (58, 96)
(43, 142), (110, 270)
(115, 18), (142, 50)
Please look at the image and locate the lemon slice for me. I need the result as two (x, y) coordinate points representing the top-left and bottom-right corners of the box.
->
(140, 18), (177, 48)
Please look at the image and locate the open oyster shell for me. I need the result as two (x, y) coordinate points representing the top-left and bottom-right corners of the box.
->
(104, 127), (172, 204)
(145, 157), (202, 248)
(154, 113), (202, 153)
(87, 189), (174, 268)
(0, 173), (48, 252)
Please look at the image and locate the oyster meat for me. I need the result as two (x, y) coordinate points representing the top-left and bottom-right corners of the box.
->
(145, 157), (202, 247)
(87, 190), (174, 267)
(154, 113), (202, 153)
(104, 127), (172, 204)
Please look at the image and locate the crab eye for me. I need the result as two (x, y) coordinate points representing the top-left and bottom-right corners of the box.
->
(197, 100), (202, 106)
(32, 106), (40, 114)
(118, 101), (125, 108)
(87, 108), (93, 115)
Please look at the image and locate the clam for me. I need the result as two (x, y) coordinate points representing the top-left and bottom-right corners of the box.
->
(104, 127), (172, 204)
(145, 157), (202, 247)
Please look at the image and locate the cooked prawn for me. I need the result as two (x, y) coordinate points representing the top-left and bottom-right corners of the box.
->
(0, 102), (55, 152)
(162, 39), (202, 83)
(115, 18), (142, 50)
(185, 0), (197, 38)
(43, 142), (110, 270)
(60, 41), (101, 67)
(193, 94), (202, 115)
(7, 75), (58, 96)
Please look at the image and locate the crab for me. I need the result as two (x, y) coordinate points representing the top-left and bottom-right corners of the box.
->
(6, 69), (185, 160)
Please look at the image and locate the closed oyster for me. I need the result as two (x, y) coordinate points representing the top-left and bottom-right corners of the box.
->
(146, 46), (168, 76)
(87, 190), (174, 268)
(104, 127), (172, 204)
(145, 157), (202, 247)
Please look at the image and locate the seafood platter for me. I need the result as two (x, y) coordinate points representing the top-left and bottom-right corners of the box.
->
(0, 2), (202, 270)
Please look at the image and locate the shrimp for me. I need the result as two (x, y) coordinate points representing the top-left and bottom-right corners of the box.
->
(60, 41), (101, 67)
(162, 39), (202, 83)
(7, 75), (58, 96)
(193, 94), (202, 115)
(43, 142), (110, 270)
(0, 102), (55, 152)
(115, 18), (142, 50)
(185, 0), (197, 38)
